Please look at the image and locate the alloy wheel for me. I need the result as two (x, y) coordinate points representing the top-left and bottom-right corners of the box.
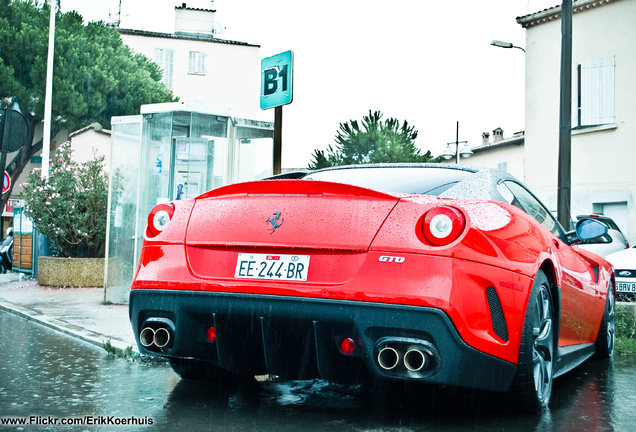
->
(532, 283), (553, 404)
(606, 288), (616, 355)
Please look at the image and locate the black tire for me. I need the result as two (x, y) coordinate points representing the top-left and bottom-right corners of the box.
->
(510, 270), (555, 413)
(169, 358), (234, 383)
(594, 282), (615, 359)
(0, 262), (5, 274)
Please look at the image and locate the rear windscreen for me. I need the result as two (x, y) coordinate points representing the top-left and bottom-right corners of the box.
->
(303, 167), (474, 196)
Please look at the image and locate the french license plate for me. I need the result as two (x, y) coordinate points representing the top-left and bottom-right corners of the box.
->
(617, 282), (636, 293)
(235, 253), (310, 281)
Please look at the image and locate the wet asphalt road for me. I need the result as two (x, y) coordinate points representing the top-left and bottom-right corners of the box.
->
(1, 310), (636, 432)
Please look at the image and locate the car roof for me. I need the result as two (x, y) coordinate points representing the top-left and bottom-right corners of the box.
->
(301, 163), (522, 202)
(576, 214), (623, 232)
(577, 214), (615, 221)
(311, 163), (497, 176)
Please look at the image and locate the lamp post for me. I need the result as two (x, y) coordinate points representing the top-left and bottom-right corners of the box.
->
(42, 0), (58, 179)
(442, 121), (472, 164)
(490, 39), (526, 53)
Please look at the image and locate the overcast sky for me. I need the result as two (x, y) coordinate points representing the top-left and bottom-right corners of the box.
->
(58, 0), (563, 169)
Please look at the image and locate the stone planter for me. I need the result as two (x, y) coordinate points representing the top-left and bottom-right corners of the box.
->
(38, 256), (105, 287)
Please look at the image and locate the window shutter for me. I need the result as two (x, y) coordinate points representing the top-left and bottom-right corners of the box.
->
(198, 53), (205, 74)
(581, 56), (615, 126)
(154, 48), (163, 64)
(189, 51), (195, 73)
(154, 49), (173, 90)
(165, 50), (173, 90)
(571, 63), (579, 128)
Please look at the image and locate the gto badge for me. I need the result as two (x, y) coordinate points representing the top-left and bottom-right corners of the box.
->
(619, 270), (633, 277)
(379, 255), (405, 263)
(266, 211), (284, 234)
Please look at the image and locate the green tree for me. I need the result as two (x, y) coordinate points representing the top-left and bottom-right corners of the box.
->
(0, 0), (176, 211)
(308, 110), (441, 170)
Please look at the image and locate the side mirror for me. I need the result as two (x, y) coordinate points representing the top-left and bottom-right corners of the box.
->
(576, 219), (608, 241)
(564, 218), (608, 245)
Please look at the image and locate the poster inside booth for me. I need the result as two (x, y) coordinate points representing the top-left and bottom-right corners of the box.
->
(12, 204), (33, 272)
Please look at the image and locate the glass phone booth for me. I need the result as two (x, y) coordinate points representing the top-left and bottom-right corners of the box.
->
(105, 101), (274, 304)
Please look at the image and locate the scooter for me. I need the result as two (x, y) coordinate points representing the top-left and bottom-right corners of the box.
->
(0, 228), (13, 274)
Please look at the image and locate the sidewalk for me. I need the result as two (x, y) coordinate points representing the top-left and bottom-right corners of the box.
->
(0, 272), (137, 353)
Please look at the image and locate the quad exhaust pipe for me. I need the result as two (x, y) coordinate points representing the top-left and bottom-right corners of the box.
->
(154, 327), (171, 348)
(377, 347), (400, 370)
(378, 346), (431, 371)
(140, 326), (172, 348)
(404, 349), (427, 372)
(140, 327), (155, 347)
(376, 338), (441, 377)
(139, 319), (175, 350)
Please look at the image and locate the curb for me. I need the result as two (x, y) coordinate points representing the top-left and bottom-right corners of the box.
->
(0, 299), (138, 355)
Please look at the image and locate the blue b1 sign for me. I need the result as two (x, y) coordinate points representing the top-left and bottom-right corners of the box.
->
(260, 50), (293, 110)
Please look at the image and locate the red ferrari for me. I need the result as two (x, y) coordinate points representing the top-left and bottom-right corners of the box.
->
(129, 164), (615, 413)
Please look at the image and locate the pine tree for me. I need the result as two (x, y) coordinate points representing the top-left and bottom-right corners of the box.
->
(308, 110), (440, 170)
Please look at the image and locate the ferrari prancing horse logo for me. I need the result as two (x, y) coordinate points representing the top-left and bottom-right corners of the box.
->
(266, 211), (284, 233)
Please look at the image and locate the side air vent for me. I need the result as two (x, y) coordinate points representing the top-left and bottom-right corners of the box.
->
(486, 286), (509, 342)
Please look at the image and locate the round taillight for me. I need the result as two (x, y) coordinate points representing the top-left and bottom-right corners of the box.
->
(147, 203), (174, 238)
(153, 210), (171, 232)
(429, 214), (453, 238)
(205, 326), (217, 343)
(340, 338), (356, 355)
(422, 206), (465, 246)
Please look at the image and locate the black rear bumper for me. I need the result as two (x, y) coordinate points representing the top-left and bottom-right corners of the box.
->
(129, 289), (516, 392)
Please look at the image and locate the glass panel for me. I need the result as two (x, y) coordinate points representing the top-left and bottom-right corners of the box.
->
(136, 112), (173, 268)
(235, 126), (274, 182)
(105, 116), (142, 303)
(503, 181), (560, 237)
(191, 112), (229, 191)
(232, 120), (274, 183)
(305, 166), (473, 195)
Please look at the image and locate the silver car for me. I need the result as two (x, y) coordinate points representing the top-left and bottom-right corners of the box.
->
(574, 215), (628, 258)
(606, 245), (636, 300)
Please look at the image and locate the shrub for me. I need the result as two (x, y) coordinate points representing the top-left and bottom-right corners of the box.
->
(21, 142), (108, 258)
(617, 304), (635, 339)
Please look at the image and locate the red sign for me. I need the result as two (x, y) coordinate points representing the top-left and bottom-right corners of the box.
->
(4, 199), (21, 215)
(2, 171), (9, 194)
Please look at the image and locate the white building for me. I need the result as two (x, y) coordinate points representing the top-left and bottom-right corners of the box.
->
(517, 0), (636, 243)
(118, 4), (262, 119)
(453, 1), (635, 244)
(457, 128), (525, 181)
(9, 3), (262, 205)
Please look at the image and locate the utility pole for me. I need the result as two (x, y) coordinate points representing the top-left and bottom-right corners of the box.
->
(42, 0), (58, 179)
(441, 121), (472, 163)
(273, 107), (282, 175)
(557, 0), (573, 229)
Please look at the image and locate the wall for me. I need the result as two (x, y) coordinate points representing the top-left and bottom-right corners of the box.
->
(120, 33), (261, 120)
(523, 0), (636, 241)
(70, 129), (111, 169)
(462, 143), (525, 181)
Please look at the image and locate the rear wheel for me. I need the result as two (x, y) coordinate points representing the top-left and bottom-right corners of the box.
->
(594, 283), (615, 359)
(0, 262), (5, 274)
(510, 270), (554, 413)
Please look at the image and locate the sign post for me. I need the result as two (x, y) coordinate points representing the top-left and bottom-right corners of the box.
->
(260, 50), (293, 175)
(0, 108), (29, 200)
(3, 172), (11, 195)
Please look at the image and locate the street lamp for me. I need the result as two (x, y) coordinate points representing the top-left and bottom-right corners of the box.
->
(490, 39), (526, 53)
(442, 121), (472, 164)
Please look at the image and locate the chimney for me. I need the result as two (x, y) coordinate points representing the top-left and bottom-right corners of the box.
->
(492, 127), (504, 142)
(481, 132), (490, 146)
(175, 3), (216, 37)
